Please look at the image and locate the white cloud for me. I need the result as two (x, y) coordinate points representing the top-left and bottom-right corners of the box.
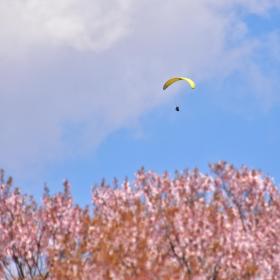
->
(207, 0), (280, 15)
(0, 0), (279, 179)
(0, 0), (133, 55)
(245, 30), (280, 110)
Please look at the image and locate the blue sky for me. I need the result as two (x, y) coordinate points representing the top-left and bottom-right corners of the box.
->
(0, 1), (280, 207)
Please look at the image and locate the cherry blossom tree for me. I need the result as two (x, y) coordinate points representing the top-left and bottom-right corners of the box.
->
(0, 162), (280, 279)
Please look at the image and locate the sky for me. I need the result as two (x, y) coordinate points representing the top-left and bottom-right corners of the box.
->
(0, 0), (280, 207)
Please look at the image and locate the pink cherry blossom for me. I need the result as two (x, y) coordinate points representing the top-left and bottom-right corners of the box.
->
(0, 162), (280, 279)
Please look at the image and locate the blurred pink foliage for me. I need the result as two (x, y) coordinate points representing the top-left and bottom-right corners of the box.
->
(0, 161), (280, 279)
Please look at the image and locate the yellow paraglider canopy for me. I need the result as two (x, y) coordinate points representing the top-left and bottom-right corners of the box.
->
(163, 77), (196, 90)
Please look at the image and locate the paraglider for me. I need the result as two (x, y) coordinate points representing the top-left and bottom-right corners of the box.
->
(163, 76), (196, 111)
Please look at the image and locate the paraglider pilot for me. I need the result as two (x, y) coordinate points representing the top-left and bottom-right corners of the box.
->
(163, 76), (196, 112)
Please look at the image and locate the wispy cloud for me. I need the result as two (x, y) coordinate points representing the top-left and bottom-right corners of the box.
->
(0, 0), (279, 178)
(0, 0), (133, 56)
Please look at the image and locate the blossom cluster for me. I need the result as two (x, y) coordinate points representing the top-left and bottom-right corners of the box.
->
(0, 162), (279, 279)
